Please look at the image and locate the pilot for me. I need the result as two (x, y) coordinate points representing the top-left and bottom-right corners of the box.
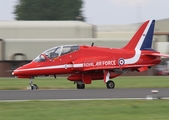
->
(50, 52), (58, 58)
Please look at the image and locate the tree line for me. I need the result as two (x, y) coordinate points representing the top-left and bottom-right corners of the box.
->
(14, 0), (84, 21)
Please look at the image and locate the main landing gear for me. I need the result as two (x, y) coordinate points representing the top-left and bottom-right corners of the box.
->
(75, 82), (85, 89)
(74, 80), (115, 89)
(77, 83), (85, 89)
(106, 80), (115, 89)
(29, 78), (38, 90)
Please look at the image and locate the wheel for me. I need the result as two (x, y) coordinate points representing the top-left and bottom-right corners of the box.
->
(31, 84), (38, 90)
(76, 83), (85, 89)
(106, 80), (115, 89)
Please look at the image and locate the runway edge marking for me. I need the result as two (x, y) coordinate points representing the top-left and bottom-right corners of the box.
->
(1, 97), (169, 102)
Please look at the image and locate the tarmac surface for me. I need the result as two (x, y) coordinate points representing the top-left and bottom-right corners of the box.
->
(0, 88), (169, 101)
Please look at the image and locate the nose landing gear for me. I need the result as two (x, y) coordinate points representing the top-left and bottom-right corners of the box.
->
(29, 78), (38, 90)
(31, 84), (38, 90)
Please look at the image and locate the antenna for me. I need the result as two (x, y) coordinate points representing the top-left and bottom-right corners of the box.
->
(91, 43), (94, 46)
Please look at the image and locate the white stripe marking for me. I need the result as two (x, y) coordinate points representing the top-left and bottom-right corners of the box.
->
(73, 64), (83, 67)
(15, 63), (83, 72)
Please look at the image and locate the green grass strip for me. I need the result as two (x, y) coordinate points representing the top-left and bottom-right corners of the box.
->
(0, 100), (169, 120)
(0, 76), (169, 90)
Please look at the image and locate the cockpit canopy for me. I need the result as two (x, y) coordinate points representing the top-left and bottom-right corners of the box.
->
(33, 45), (79, 62)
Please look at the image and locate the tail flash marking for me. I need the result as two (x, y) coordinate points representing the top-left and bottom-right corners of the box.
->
(124, 20), (155, 64)
(135, 20), (155, 50)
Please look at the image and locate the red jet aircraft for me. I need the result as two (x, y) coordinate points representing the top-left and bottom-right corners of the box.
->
(12, 20), (169, 90)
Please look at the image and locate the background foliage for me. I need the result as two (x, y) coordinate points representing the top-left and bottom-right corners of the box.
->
(14, 0), (84, 21)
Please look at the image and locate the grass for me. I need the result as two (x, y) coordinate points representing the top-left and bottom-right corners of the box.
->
(0, 76), (169, 90)
(0, 100), (169, 120)
(0, 77), (169, 120)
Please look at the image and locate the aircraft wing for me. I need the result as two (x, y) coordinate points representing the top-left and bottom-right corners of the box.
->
(73, 57), (155, 72)
(82, 64), (155, 72)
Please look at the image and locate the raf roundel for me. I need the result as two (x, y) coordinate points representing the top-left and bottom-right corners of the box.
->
(118, 58), (125, 66)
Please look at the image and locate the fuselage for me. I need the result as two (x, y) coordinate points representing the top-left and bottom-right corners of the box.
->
(13, 45), (161, 78)
(11, 20), (167, 90)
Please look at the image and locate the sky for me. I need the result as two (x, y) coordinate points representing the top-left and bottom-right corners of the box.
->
(0, 0), (169, 25)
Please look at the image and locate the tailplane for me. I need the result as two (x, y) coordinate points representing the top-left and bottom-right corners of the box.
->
(123, 20), (155, 50)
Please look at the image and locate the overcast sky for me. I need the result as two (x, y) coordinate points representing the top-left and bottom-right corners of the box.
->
(0, 0), (169, 25)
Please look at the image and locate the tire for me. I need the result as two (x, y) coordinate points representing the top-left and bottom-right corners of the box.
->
(31, 84), (38, 90)
(106, 80), (115, 89)
(77, 83), (85, 89)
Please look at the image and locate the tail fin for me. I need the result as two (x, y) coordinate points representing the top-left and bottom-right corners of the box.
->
(123, 20), (155, 50)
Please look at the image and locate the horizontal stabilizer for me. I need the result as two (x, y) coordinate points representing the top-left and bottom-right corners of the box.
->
(144, 53), (169, 58)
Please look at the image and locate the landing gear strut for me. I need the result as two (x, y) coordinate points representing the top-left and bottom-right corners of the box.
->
(106, 80), (115, 89)
(29, 78), (38, 90)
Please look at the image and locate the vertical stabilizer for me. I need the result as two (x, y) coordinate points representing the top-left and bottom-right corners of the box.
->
(123, 20), (155, 50)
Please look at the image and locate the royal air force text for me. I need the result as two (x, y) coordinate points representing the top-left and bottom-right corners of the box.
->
(83, 60), (116, 67)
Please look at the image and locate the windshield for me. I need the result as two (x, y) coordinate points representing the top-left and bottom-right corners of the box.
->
(33, 45), (79, 62)
(61, 45), (79, 55)
(43, 46), (61, 59)
(33, 54), (46, 62)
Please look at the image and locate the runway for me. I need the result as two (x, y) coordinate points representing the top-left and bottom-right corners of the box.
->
(0, 88), (169, 101)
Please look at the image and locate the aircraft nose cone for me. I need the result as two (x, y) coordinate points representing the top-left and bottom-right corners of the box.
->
(12, 68), (20, 76)
(12, 70), (17, 76)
